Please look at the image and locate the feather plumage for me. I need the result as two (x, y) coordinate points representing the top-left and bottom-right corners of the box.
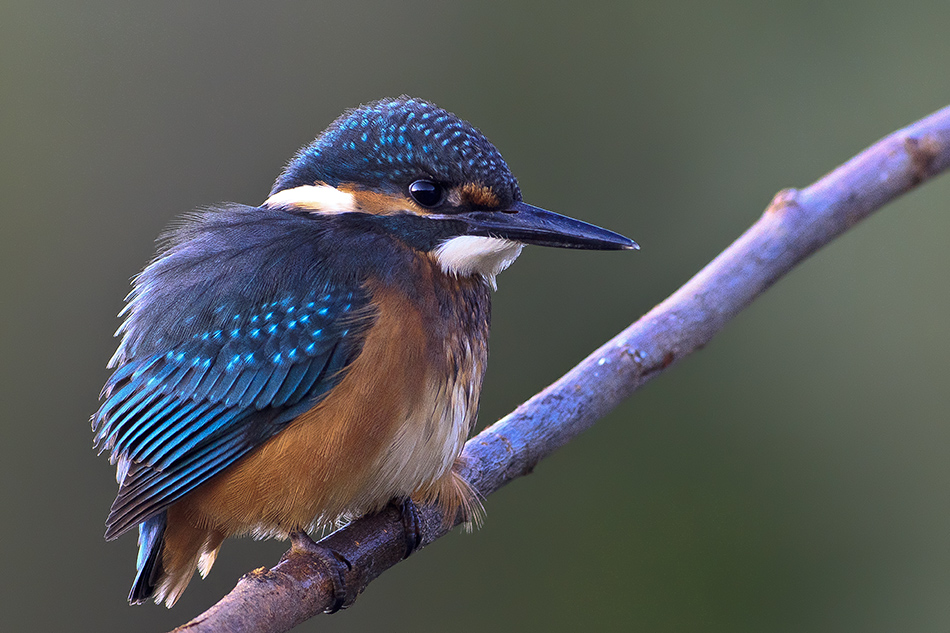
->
(93, 204), (376, 540)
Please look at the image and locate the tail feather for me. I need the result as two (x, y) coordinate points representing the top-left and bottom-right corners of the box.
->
(127, 507), (226, 607)
(129, 512), (167, 605)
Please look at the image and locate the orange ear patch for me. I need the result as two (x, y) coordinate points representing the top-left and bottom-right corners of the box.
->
(458, 183), (499, 208)
(338, 184), (413, 216)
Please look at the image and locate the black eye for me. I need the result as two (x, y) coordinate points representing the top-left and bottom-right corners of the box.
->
(408, 180), (444, 208)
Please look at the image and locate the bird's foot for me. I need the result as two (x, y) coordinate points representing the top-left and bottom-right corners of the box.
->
(392, 497), (423, 559)
(288, 530), (351, 613)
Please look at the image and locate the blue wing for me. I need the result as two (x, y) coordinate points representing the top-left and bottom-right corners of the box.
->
(92, 204), (375, 540)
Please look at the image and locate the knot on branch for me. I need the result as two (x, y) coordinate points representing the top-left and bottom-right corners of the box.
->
(765, 187), (801, 216)
(243, 567), (275, 582)
(904, 135), (941, 186)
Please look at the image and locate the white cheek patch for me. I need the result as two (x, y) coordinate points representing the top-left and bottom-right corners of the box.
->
(434, 236), (523, 289)
(263, 184), (357, 214)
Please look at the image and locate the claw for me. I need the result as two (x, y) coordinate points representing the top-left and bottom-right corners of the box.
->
(289, 530), (350, 613)
(395, 498), (422, 559)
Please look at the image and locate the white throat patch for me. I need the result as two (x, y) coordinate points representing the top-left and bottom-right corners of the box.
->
(434, 236), (523, 289)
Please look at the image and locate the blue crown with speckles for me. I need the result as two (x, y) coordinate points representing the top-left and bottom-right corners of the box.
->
(270, 97), (521, 201)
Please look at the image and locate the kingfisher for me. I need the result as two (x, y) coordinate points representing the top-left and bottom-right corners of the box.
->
(93, 96), (637, 608)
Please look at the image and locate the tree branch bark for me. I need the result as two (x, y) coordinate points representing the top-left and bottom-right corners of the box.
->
(172, 105), (950, 633)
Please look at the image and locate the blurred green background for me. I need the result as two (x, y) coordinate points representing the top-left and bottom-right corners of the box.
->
(3, 1), (950, 631)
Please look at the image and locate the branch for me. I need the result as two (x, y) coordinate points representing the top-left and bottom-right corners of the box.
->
(173, 105), (950, 633)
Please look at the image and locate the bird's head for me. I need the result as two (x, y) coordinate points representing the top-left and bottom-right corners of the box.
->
(263, 97), (636, 284)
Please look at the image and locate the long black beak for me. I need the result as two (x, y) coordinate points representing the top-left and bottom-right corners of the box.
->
(459, 201), (638, 250)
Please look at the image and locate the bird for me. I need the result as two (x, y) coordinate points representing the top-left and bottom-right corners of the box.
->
(92, 96), (637, 608)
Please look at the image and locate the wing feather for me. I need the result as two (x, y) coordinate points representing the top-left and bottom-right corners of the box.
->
(93, 205), (376, 540)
